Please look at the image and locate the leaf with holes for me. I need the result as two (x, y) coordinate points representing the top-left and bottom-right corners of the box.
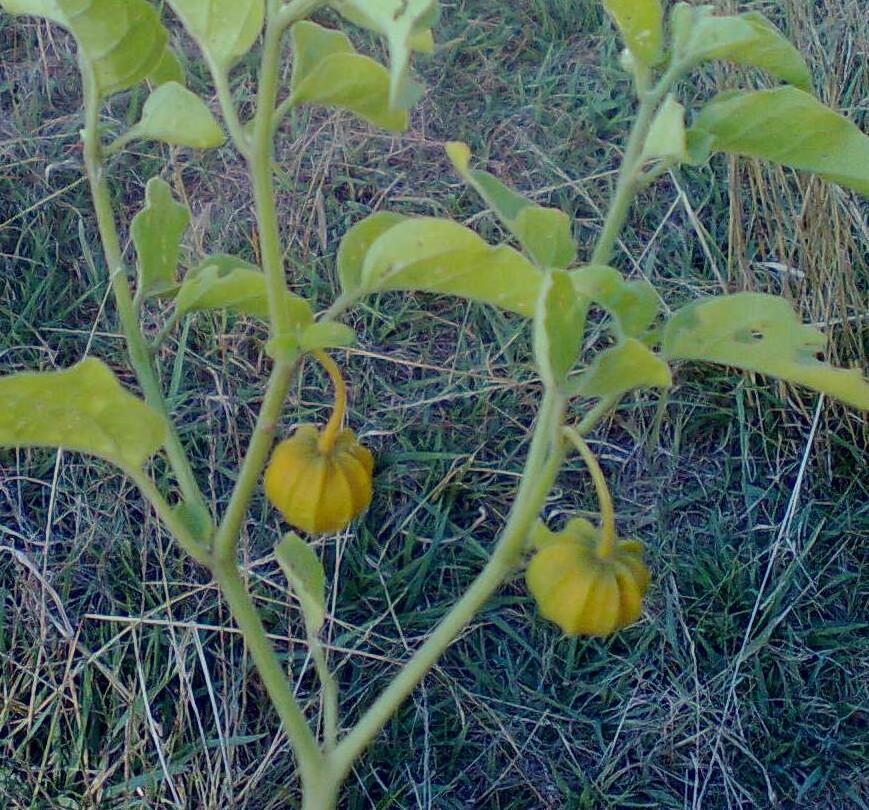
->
(662, 293), (869, 410)
(0, 359), (167, 470)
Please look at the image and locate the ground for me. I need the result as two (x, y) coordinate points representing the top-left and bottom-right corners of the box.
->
(0, 1), (867, 808)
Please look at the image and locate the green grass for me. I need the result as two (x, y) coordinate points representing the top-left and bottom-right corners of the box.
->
(1, 1), (868, 808)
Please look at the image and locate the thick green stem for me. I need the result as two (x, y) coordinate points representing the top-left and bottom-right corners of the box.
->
(590, 66), (682, 266)
(329, 391), (566, 784)
(211, 560), (323, 784)
(79, 63), (209, 521)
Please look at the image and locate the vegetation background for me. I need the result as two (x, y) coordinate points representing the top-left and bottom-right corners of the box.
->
(1, 0), (867, 807)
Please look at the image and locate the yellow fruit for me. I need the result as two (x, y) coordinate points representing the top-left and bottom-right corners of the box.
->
(526, 518), (649, 636)
(264, 424), (373, 534)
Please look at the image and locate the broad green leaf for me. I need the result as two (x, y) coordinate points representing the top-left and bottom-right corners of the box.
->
(533, 270), (586, 388)
(299, 322), (356, 352)
(165, 0), (263, 69)
(662, 293), (869, 410)
(175, 255), (314, 327)
(602, 0), (663, 66)
(690, 87), (869, 197)
(331, 0), (438, 110)
(3, 0), (168, 96)
(337, 211), (407, 295)
(576, 338), (671, 399)
(276, 532), (326, 633)
(127, 82), (225, 149)
(446, 142), (576, 268)
(131, 177), (189, 299)
(642, 95), (686, 162)
(149, 47), (185, 86)
(361, 217), (543, 315)
(0, 358), (167, 469)
(289, 22), (407, 131)
(678, 7), (811, 90)
(571, 265), (658, 338)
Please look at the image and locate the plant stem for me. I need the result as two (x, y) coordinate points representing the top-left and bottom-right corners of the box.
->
(314, 351), (346, 454)
(308, 627), (339, 752)
(79, 62), (209, 520)
(330, 391), (566, 783)
(211, 559), (323, 783)
(563, 428), (616, 558)
(590, 66), (682, 266)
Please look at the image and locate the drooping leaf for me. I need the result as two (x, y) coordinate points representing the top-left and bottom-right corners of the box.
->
(2, 0), (168, 96)
(149, 46), (186, 86)
(276, 532), (326, 633)
(299, 322), (356, 352)
(677, 6), (811, 91)
(571, 265), (658, 338)
(642, 94), (686, 162)
(289, 22), (407, 131)
(533, 270), (586, 388)
(175, 255), (314, 327)
(337, 211), (407, 296)
(331, 0), (438, 110)
(131, 177), (189, 299)
(361, 216), (543, 315)
(602, 0), (664, 66)
(662, 293), (869, 410)
(125, 82), (225, 149)
(0, 358), (167, 469)
(446, 142), (576, 268)
(576, 338), (671, 399)
(165, 0), (264, 69)
(689, 87), (869, 196)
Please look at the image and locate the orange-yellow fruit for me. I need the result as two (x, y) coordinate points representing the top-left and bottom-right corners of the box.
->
(264, 424), (373, 534)
(526, 518), (649, 636)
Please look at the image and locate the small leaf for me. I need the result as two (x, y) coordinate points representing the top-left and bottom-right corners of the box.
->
(172, 500), (214, 543)
(642, 95), (686, 162)
(576, 338), (671, 399)
(131, 177), (189, 299)
(571, 265), (658, 338)
(662, 293), (869, 410)
(276, 532), (326, 633)
(166, 0), (264, 69)
(680, 9), (811, 90)
(175, 255), (314, 327)
(0, 358), (167, 469)
(690, 87), (869, 196)
(533, 270), (586, 388)
(446, 141), (576, 268)
(300, 322), (356, 352)
(602, 0), (664, 66)
(149, 46), (185, 86)
(127, 82), (225, 149)
(361, 216), (543, 315)
(337, 211), (407, 296)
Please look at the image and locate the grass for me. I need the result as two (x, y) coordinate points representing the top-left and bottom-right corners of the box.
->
(1, 0), (868, 807)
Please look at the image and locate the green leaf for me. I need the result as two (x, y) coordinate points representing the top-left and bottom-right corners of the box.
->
(361, 216), (543, 315)
(126, 82), (225, 149)
(337, 211), (408, 296)
(131, 177), (189, 300)
(642, 94), (686, 162)
(690, 87), (869, 197)
(149, 46), (185, 86)
(571, 265), (658, 338)
(678, 7), (811, 91)
(533, 270), (586, 388)
(331, 0), (438, 110)
(3, 0), (168, 96)
(175, 255), (314, 327)
(602, 0), (664, 66)
(662, 293), (869, 410)
(276, 532), (326, 633)
(300, 322), (356, 352)
(575, 338), (671, 399)
(165, 0), (263, 69)
(289, 22), (407, 131)
(172, 500), (214, 543)
(446, 142), (576, 268)
(0, 358), (167, 469)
